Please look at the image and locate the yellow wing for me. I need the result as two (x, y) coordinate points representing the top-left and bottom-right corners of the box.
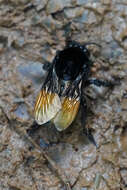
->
(52, 97), (80, 131)
(34, 89), (61, 125)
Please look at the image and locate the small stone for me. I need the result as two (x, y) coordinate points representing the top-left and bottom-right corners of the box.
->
(64, 7), (84, 19)
(9, 0), (31, 5)
(13, 103), (29, 121)
(31, 15), (42, 25)
(101, 144), (119, 166)
(75, 10), (88, 23)
(120, 27), (127, 41)
(70, 157), (80, 167)
(0, 43), (4, 54)
(76, 10), (97, 24)
(101, 0), (111, 5)
(112, 16), (126, 44)
(76, 0), (88, 5)
(46, 0), (71, 14)
(33, 0), (48, 11)
(18, 61), (45, 85)
(121, 99), (127, 110)
(12, 37), (25, 48)
(42, 15), (62, 32)
(79, 172), (93, 187)
(94, 173), (102, 189)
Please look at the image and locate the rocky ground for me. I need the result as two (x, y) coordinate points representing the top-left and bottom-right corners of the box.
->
(0, 0), (127, 190)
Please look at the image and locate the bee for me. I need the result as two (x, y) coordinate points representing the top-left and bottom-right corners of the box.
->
(33, 40), (113, 146)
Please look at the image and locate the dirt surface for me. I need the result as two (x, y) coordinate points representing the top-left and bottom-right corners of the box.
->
(0, 0), (127, 190)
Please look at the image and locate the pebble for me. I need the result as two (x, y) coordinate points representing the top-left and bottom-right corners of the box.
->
(18, 61), (45, 85)
(76, 0), (88, 5)
(42, 15), (62, 32)
(33, 0), (48, 11)
(46, 0), (72, 14)
(13, 103), (29, 120)
(75, 10), (88, 23)
(64, 7), (84, 19)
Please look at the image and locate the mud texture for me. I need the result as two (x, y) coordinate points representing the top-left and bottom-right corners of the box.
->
(0, 0), (127, 190)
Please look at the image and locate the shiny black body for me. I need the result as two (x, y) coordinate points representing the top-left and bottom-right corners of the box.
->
(55, 42), (90, 81)
(29, 40), (114, 146)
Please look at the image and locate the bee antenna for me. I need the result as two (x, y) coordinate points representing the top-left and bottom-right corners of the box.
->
(83, 42), (102, 48)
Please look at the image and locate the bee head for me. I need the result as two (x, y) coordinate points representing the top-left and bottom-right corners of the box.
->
(54, 41), (91, 81)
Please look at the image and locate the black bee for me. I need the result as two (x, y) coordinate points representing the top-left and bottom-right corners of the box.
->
(33, 40), (113, 146)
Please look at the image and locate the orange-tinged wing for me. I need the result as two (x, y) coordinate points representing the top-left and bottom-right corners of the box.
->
(34, 89), (61, 125)
(52, 97), (80, 131)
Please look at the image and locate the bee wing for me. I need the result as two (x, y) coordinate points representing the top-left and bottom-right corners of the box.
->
(34, 67), (61, 125)
(52, 96), (80, 131)
(34, 89), (61, 125)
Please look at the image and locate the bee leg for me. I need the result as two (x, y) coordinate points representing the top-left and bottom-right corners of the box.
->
(42, 61), (52, 71)
(86, 79), (114, 87)
(27, 121), (40, 136)
(81, 96), (97, 147)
